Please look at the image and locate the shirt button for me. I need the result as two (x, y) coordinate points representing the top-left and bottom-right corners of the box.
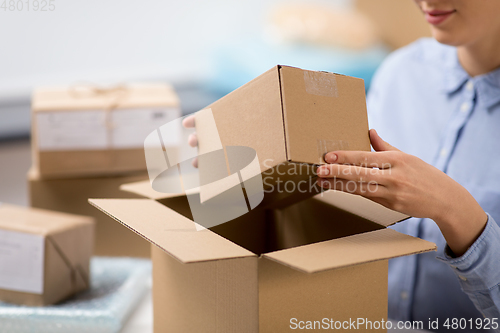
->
(400, 291), (409, 300)
(440, 148), (447, 157)
(460, 102), (469, 113)
(459, 275), (467, 281)
(466, 81), (474, 91)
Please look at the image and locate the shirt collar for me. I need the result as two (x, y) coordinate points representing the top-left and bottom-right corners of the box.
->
(441, 49), (469, 94)
(477, 67), (500, 109)
(442, 49), (500, 109)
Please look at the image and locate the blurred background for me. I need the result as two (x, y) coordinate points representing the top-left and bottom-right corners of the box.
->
(0, 1), (433, 331)
(0, 0), (430, 139)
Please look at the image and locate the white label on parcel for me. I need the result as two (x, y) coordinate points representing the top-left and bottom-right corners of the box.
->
(0, 229), (45, 294)
(111, 107), (181, 148)
(37, 110), (108, 151)
(37, 108), (181, 150)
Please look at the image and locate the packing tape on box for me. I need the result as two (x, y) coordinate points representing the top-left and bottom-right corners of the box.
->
(144, 108), (264, 230)
(303, 71), (338, 97)
(317, 139), (350, 163)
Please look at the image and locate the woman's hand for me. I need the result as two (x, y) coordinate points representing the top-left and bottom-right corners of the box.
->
(182, 115), (199, 168)
(317, 129), (487, 256)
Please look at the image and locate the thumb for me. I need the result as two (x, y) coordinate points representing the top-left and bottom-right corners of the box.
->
(370, 129), (400, 152)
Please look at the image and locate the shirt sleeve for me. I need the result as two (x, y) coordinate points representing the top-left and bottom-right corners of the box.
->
(437, 214), (500, 328)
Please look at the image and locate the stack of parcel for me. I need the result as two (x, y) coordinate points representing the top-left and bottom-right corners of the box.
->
(29, 83), (181, 257)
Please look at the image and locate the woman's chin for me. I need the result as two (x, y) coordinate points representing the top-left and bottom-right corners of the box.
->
(431, 28), (467, 47)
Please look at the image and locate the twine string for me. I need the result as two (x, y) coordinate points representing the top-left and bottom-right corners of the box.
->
(68, 83), (130, 149)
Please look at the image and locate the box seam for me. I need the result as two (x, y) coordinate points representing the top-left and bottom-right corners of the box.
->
(277, 65), (290, 162)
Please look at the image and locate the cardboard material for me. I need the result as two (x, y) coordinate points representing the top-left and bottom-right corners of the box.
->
(0, 204), (94, 306)
(28, 167), (151, 257)
(259, 258), (387, 332)
(90, 183), (436, 332)
(195, 65), (370, 205)
(31, 83), (181, 178)
(355, 0), (431, 50)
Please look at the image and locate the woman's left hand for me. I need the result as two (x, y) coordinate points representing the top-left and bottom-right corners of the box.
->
(316, 129), (487, 256)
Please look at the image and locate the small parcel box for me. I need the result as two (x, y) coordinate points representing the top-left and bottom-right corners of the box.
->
(0, 204), (94, 306)
(90, 182), (436, 332)
(31, 83), (181, 178)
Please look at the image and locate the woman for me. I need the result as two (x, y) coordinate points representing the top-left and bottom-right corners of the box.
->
(316, 0), (500, 331)
(184, 0), (500, 330)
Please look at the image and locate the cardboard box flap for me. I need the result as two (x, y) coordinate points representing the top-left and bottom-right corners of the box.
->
(120, 180), (181, 200)
(263, 228), (436, 274)
(120, 172), (201, 200)
(89, 199), (255, 263)
(314, 190), (409, 227)
(279, 66), (371, 165)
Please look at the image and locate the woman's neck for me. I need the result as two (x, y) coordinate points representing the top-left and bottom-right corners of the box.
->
(457, 35), (500, 77)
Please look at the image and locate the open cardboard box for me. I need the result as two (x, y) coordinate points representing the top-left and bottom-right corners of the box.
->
(90, 181), (436, 332)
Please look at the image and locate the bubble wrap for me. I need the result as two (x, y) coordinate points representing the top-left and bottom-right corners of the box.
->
(0, 257), (151, 333)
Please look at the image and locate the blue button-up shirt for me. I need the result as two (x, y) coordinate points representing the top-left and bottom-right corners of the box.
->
(367, 38), (500, 332)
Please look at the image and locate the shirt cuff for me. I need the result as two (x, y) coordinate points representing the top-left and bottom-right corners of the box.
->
(437, 213), (500, 293)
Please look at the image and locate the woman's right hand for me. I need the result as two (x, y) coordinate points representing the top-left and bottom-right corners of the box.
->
(182, 115), (199, 168)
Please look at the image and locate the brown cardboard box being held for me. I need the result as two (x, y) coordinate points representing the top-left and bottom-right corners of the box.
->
(31, 83), (181, 178)
(28, 167), (151, 257)
(89, 181), (436, 332)
(0, 204), (94, 306)
(192, 65), (370, 207)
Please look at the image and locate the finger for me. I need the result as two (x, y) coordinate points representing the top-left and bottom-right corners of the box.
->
(317, 164), (388, 184)
(192, 157), (198, 168)
(188, 133), (198, 147)
(324, 150), (393, 169)
(370, 129), (400, 152)
(317, 178), (387, 198)
(182, 115), (196, 128)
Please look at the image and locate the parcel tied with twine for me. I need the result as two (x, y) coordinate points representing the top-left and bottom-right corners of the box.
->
(31, 83), (181, 178)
